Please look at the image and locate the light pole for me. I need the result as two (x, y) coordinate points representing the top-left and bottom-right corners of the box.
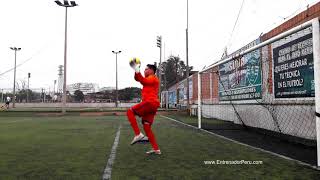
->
(112, 50), (121, 108)
(54, 80), (57, 95)
(54, 0), (78, 113)
(156, 36), (162, 106)
(27, 72), (30, 103)
(10, 47), (21, 108)
(186, 0), (190, 109)
(43, 88), (46, 103)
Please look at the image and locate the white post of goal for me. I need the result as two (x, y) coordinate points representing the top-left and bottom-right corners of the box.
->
(312, 17), (320, 167)
(198, 72), (202, 129)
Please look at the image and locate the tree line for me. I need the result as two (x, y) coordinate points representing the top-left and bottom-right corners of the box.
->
(159, 55), (193, 91)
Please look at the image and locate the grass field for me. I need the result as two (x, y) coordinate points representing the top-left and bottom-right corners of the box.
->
(1, 112), (320, 179)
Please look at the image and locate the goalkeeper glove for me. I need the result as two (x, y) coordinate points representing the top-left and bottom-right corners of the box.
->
(133, 63), (141, 73)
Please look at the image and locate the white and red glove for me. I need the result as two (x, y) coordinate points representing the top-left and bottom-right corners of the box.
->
(133, 64), (140, 73)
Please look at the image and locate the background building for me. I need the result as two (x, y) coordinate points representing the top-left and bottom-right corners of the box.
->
(67, 83), (99, 95)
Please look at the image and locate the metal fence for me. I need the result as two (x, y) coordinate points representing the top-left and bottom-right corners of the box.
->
(196, 18), (320, 165)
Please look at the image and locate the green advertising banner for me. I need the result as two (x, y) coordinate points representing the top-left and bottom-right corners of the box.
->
(218, 50), (262, 101)
(273, 32), (314, 98)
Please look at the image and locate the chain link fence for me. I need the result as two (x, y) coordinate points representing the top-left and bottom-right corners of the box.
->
(196, 23), (317, 144)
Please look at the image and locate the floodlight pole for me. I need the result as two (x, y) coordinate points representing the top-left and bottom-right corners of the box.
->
(112, 50), (121, 108)
(54, 0), (78, 113)
(54, 80), (57, 95)
(27, 73), (30, 103)
(156, 36), (162, 106)
(62, 6), (68, 113)
(10, 47), (21, 108)
(186, 0), (190, 109)
(159, 40), (162, 106)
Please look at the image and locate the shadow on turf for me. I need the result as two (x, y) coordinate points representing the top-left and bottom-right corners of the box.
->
(166, 113), (317, 166)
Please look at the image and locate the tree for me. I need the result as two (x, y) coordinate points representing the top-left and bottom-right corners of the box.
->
(118, 87), (141, 102)
(74, 90), (84, 102)
(160, 55), (193, 90)
(20, 79), (27, 90)
(15, 88), (36, 103)
(87, 87), (141, 103)
(17, 89), (27, 102)
(15, 81), (20, 91)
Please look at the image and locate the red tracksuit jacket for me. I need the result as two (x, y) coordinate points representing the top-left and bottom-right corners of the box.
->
(134, 72), (160, 104)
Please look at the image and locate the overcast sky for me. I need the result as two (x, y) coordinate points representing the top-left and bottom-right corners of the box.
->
(0, 0), (318, 92)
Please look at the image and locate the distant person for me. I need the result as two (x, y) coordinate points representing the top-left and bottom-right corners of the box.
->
(5, 96), (11, 109)
(53, 95), (58, 102)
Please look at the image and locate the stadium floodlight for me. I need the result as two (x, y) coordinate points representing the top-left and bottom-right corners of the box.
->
(9, 47), (21, 108)
(55, 0), (78, 7)
(54, 0), (78, 113)
(112, 50), (122, 108)
(156, 36), (162, 105)
(54, 0), (63, 6)
(156, 36), (162, 48)
(63, 0), (69, 6)
(70, 1), (77, 6)
(10, 47), (21, 51)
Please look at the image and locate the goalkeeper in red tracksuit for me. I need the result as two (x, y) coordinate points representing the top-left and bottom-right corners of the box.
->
(127, 61), (161, 155)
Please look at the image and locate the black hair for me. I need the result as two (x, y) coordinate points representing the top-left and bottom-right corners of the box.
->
(147, 64), (157, 73)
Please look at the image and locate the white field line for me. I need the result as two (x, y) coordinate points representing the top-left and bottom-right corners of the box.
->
(0, 119), (33, 124)
(102, 125), (122, 180)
